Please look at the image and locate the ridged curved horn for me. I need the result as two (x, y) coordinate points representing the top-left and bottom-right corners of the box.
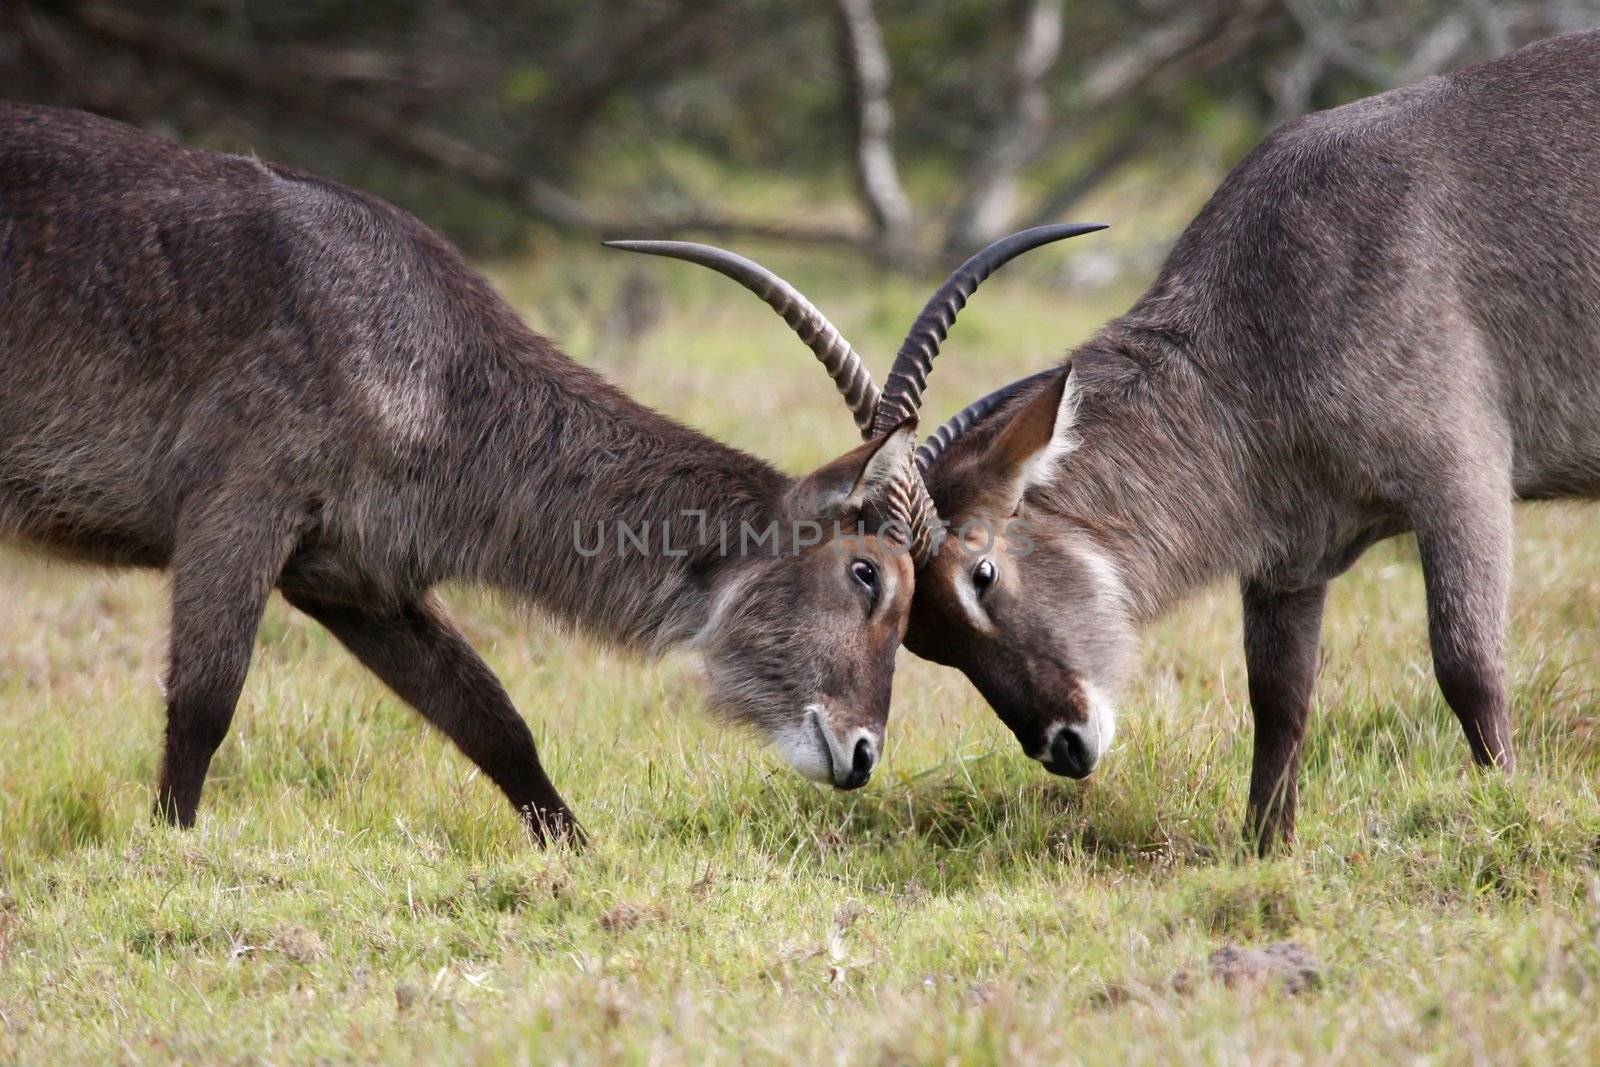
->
(874, 463), (944, 563)
(870, 223), (1106, 437)
(915, 368), (1062, 472)
(604, 240), (881, 435)
(904, 475), (945, 563)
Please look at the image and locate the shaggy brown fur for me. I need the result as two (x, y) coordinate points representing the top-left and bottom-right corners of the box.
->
(913, 31), (1600, 848)
(0, 102), (918, 843)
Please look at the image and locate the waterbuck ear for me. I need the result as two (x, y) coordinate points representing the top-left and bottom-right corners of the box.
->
(787, 420), (918, 522)
(981, 367), (1077, 511)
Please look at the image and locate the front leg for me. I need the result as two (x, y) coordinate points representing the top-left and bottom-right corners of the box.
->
(282, 589), (583, 845)
(1241, 580), (1328, 853)
(155, 494), (304, 827)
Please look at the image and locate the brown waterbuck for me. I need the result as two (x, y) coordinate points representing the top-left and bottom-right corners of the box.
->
(0, 101), (955, 844)
(628, 31), (1600, 850)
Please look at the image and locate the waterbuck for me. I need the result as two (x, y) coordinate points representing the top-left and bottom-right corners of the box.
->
(0, 101), (950, 844)
(630, 31), (1600, 849)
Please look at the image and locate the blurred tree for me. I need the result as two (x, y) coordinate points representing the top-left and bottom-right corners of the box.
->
(835, 0), (916, 264)
(4, 0), (1597, 261)
(943, 0), (1064, 253)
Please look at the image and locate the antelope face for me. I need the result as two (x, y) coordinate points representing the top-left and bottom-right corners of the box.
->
(907, 518), (1131, 777)
(610, 224), (1107, 785)
(697, 428), (917, 790)
(908, 370), (1133, 778)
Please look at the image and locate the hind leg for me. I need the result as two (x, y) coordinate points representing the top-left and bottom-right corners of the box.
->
(153, 494), (304, 826)
(1412, 478), (1515, 770)
(280, 589), (582, 845)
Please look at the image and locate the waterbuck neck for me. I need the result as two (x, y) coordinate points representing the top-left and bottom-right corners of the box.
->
(429, 327), (791, 652)
(986, 326), (1263, 623)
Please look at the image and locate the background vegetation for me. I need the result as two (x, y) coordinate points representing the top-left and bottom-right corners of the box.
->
(9, 0), (1600, 262)
(4, 2), (1600, 1063)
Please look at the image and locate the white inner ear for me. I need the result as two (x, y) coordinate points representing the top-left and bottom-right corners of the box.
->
(1018, 373), (1082, 491)
(843, 426), (915, 510)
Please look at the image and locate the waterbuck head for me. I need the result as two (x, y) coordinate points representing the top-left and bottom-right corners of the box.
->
(611, 225), (1108, 781)
(695, 423), (920, 789)
(909, 365), (1133, 778)
(606, 240), (939, 790)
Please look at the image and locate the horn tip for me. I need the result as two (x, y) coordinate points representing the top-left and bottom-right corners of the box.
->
(1040, 221), (1109, 237)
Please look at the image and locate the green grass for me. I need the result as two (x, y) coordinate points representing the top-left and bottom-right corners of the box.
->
(5, 222), (1600, 1063)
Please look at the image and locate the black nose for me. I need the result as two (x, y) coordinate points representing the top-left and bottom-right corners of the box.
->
(1043, 725), (1095, 779)
(834, 735), (876, 790)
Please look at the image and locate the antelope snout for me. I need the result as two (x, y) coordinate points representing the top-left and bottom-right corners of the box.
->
(1033, 685), (1118, 779)
(803, 705), (879, 790)
(1041, 723), (1099, 779)
(836, 730), (878, 790)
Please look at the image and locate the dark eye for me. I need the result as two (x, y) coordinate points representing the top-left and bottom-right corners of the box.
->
(973, 558), (996, 595)
(849, 559), (879, 602)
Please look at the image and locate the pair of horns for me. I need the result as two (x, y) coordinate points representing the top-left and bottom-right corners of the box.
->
(606, 223), (1105, 560)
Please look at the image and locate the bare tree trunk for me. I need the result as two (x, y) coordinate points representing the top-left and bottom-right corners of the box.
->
(1022, 121), (1159, 228)
(944, 0), (1064, 255)
(1463, 0), (1511, 55)
(834, 0), (916, 265)
(1267, 40), (1328, 124)
(1021, 2), (1275, 219)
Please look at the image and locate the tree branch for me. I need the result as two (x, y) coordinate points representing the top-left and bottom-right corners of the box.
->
(57, 4), (868, 250)
(1281, 0), (1395, 86)
(1022, 120), (1161, 229)
(1021, 1), (1275, 223)
(1077, 6), (1218, 109)
(495, 2), (739, 179)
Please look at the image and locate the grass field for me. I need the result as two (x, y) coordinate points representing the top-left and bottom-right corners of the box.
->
(4, 214), (1600, 1064)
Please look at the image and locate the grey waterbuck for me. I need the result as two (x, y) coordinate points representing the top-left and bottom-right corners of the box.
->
(0, 101), (946, 844)
(638, 31), (1600, 849)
